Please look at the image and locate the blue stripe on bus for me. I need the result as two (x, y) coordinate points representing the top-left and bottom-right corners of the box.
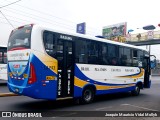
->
(73, 85), (135, 97)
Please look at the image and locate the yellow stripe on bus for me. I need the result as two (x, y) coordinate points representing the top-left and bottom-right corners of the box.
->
(95, 84), (135, 90)
(117, 68), (144, 79)
(33, 51), (58, 74)
(74, 77), (88, 88)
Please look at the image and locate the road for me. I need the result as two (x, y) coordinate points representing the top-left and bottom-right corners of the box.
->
(0, 76), (159, 120)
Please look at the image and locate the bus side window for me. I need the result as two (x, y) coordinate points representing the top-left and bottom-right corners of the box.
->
(133, 49), (138, 67)
(108, 44), (118, 65)
(137, 50), (143, 67)
(0, 52), (2, 63)
(43, 31), (56, 57)
(56, 40), (63, 61)
(99, 43), (108, 65)
(3, 52), (7, 64)
(75, 38), (88, 64)
(123, 48), (132, 66)
(119, 47), (124, 66)
(88, 41), (98, 64)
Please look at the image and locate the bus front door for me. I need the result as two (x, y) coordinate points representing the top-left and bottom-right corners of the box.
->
(144, 57), (150, 88)
(56, 40), (74, 98)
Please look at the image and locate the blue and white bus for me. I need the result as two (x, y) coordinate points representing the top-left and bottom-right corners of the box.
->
(0, 45), (7, 82)
(7, 24), (154, 103)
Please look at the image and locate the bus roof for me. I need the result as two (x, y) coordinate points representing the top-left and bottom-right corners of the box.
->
(0, 45), (7, 48)
(34, 24), (147, 52)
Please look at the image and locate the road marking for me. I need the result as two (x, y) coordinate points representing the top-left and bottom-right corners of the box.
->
(121, 104), (159, 111)
(0, 93), (18, 97)
(95, 106), (112, 111)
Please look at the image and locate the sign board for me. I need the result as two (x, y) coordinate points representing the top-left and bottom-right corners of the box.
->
(102, 22), (127, 42)
(103, 22), (127, 38)
(76, 22), (86, 34)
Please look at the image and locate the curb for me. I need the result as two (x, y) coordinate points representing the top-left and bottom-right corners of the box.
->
(0, 93), (19, 97)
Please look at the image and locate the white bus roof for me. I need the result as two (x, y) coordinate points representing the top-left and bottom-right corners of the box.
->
(34, 24), (147, 51)
(0, 45), (7, 48)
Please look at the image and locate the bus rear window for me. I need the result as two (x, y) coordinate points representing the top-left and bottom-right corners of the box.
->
(8, 26), (32, 50)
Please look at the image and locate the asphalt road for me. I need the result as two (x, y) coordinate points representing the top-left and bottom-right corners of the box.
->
(0, 76), (160, 120)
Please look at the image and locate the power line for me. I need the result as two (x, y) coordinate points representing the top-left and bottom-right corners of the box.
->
(0, 21), (19, 26)
(1, 1), (100, 35)
(0, 14), (76, 31)
(0, 0), (22, 9)
(0, 20), (97, 37)
(4, 1), (100, 32)
(2, 14), (36, 23)
(3, 7), (75, 28)
(0, 0), (8, 5)
(0, 0), (23, 29)
(0, 11), (14, 28)
(1, 11), (78, 32)
(6, 15), (75, 31)
(0, 21), (11, 25)
(3, 7), (100, 35)
(9, 2), (77, 24)
(0, 16), (25, 24)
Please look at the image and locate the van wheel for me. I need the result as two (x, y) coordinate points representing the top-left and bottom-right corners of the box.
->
(81, 87), (95, 104)
(131, 85), (140, 96)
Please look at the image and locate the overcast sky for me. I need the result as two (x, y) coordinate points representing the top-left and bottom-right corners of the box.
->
(0, 0), (160, 59)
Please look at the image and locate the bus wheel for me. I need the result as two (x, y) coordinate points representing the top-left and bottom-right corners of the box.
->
(81, 87), (95, 104)
(131, 85), (140, 96)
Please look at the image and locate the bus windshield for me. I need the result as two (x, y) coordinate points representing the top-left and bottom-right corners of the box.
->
(8, 26), (32, 50)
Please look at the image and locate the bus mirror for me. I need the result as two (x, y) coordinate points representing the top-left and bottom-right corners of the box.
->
(150, 55), (156, 69)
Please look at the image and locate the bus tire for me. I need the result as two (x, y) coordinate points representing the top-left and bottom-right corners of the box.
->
(81, 87), (95, 104)
(131, 85), (140, 96)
